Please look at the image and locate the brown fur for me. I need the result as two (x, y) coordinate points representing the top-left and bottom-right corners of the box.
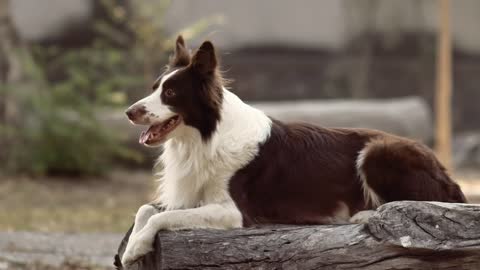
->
(229, 119), (466, 226)
(142, 36), (225, 141)
(162, 40), (224, 141)
(169, 35), (191, 68)
(360, 137), (467, 203)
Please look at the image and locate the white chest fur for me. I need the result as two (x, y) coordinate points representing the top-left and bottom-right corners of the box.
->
(154, 89), (272, 210)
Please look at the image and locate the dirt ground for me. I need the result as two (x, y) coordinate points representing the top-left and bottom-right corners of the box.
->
(0, 169), (479, 233)
(0, 170), (154, 233)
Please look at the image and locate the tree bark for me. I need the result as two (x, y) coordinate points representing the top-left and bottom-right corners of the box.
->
(0, 0), (13, 165)
(116, 201), (480, 270)
(0, 0), (27, 167)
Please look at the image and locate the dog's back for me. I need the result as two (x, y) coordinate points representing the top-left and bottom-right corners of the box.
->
(228, 119), (466, 226)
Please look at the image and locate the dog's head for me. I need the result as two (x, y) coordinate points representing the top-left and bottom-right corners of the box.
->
(126, 36), (224, 147)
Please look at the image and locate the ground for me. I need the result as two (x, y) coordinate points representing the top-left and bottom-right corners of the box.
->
(0, 170), (153, 233)
(0, 169), (479, 269)
(0, 169), (479, 233)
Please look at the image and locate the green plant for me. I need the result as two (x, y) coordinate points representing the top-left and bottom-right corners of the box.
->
(1, 48), (139, 175)
(0, 0), (221, 176)
(97, 0), (223, 84)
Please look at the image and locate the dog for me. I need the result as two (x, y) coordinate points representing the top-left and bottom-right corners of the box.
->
(121, 35), (467, 266)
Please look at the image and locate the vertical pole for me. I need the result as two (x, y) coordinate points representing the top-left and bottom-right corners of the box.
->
(435, 0), (452, 170)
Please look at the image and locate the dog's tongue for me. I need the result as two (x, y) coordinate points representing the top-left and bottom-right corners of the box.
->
(138, 116), (180, 145)
(139, 124), (162, 145)
(139, 130), (150, 145)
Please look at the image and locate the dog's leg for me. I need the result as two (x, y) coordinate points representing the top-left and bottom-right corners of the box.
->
(121, 202), (242, 266)
(115, 204), (165, 270)
(131, 204), (162, 235)
(126, 205), (160, 245)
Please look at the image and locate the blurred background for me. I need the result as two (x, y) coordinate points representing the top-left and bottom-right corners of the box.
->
(1, 0), (480, 268)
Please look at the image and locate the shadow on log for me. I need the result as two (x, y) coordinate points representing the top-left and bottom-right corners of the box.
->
(115, 201), (480, 270)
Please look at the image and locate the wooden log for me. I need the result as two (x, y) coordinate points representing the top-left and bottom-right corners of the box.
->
(104, 97), (433, 154)
(115, 201), (480, 270)
(253, 97), (432, 142)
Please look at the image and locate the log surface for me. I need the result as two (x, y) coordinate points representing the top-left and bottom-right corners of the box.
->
(118, 201), (480, 270)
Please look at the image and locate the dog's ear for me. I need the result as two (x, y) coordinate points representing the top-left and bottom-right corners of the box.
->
(169, 35), (190, 67)
(191, 41), (217, 75)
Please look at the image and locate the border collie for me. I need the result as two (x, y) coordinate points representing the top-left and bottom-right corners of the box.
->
(121, 36), (466, 265)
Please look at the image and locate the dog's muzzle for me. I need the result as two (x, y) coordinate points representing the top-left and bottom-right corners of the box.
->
(125, 105), (148, 124)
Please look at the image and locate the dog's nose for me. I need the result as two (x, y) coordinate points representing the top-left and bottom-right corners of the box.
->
(125, 105), (147, 121)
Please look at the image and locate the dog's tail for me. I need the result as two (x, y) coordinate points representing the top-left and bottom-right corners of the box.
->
(358, 138), (468, 205)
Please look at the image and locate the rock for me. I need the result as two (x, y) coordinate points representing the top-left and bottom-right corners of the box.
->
(453, 132), (480, 168)
(0, 232), (121, 269)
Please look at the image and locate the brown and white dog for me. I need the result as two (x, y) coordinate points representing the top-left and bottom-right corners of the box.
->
(122, 36), (467, 265)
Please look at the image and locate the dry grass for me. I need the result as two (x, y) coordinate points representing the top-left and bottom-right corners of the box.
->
(0, 170), (154, 233)
(0, 169), (478, 233)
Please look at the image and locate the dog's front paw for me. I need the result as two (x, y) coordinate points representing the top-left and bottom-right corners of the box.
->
(121, 231), (156, 267)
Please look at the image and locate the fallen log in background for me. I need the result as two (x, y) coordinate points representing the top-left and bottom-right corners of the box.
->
(103, 97), (433, 152)
(253, 97), (432, 142)
(117, 201), (480, 270)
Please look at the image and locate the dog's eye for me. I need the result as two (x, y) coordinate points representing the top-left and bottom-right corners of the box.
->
(164, 88), (175, 98)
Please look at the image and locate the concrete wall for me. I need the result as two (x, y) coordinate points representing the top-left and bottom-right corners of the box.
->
(164, 0), (480, 53)
(9, 0), (93, 42)
(164, 0), (347, 50)
(9, 0), (480, 53)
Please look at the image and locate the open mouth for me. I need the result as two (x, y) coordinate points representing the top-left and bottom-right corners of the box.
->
(139, 115), (182, 145)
